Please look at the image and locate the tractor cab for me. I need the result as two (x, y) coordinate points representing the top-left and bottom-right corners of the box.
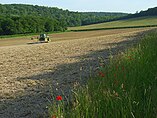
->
(39, 34), (50, 42)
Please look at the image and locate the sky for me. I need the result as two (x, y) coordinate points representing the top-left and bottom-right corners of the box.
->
(0, 0), (157, 13)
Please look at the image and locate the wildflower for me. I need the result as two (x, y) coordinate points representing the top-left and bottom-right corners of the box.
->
(74, 82), (80, 88)
(56, 96), (62, 101)
(115, 92), (119, 97)
(128, 56), (133, 60)
(113, 90), (119, 97)
(121, 83), (124, 89)
(99, 71), (105, 77)
(52, 115), (56, 118)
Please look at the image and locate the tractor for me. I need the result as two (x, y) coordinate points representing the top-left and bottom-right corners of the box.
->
(38, 34), (50, 42)
(30, 34), (50, 44)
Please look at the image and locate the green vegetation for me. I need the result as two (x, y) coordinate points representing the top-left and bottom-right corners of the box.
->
(125, 7), (157, 18)
(1, 4), (157, 36)
(69, 16), (157, 31)
(0, 4), (126, 35)
(69, 6), (157, 31)
(48, 30), (157, 117)
(0, 15), (67, 35)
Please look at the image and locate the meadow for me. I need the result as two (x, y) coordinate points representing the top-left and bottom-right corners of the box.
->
(49, 29), (157, 118)
(69, 16), (157, 31)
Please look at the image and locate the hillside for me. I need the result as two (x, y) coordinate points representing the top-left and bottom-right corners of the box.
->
(0, 4), (126, 35)
(126, 7), (157, 18)
(69, 6), (157, 31)
(0, 4), (127, 26)
(69, 16), (157, 31)
(1, 4), (157, 35)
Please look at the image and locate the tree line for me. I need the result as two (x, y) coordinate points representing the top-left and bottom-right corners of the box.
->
(0, 16), (67, 35)
(119, 7), (157, 20)
(0, 4), (127, 35)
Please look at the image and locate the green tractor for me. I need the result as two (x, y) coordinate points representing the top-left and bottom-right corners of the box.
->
(30, 34), (51, 44)
(38, 34), (50, 42)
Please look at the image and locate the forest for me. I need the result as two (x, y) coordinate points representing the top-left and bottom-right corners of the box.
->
(120, 7), (157, 19)
(0, 4), (126, 35)
(0, 4), (157, 35)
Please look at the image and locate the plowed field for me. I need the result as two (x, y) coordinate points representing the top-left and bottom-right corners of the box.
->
(0, 28), (153, 118)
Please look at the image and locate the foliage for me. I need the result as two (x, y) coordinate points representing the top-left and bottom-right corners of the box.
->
(1, 4), (157, 35)
(0, 15), (67, 35)
(48, 30), (157, 117)
(0, 4), (126, 35)
(121, 7), (157, 19)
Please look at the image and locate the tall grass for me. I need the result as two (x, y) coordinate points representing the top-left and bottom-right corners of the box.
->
(48, 30), (157, 118)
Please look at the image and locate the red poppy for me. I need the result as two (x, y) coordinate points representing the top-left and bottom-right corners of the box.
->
(99, 71), (105, 77)
(101, 73), (105, 77)
(56, 96), (62, 101)
(52, 115), (56, 118)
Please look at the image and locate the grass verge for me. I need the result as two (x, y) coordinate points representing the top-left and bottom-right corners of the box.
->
(48, 30), (157, 118)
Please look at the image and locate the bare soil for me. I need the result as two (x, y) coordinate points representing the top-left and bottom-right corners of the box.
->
(0, 28), (153, 118)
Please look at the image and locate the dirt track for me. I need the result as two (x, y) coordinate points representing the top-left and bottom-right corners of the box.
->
(0, 28), (153, 118)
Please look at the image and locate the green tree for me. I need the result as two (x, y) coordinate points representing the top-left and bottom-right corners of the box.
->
(44, 19), (54, 32)
(1, 18), (15, 35)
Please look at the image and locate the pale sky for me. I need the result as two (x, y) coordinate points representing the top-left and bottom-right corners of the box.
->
(0, 0), (157, 13)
